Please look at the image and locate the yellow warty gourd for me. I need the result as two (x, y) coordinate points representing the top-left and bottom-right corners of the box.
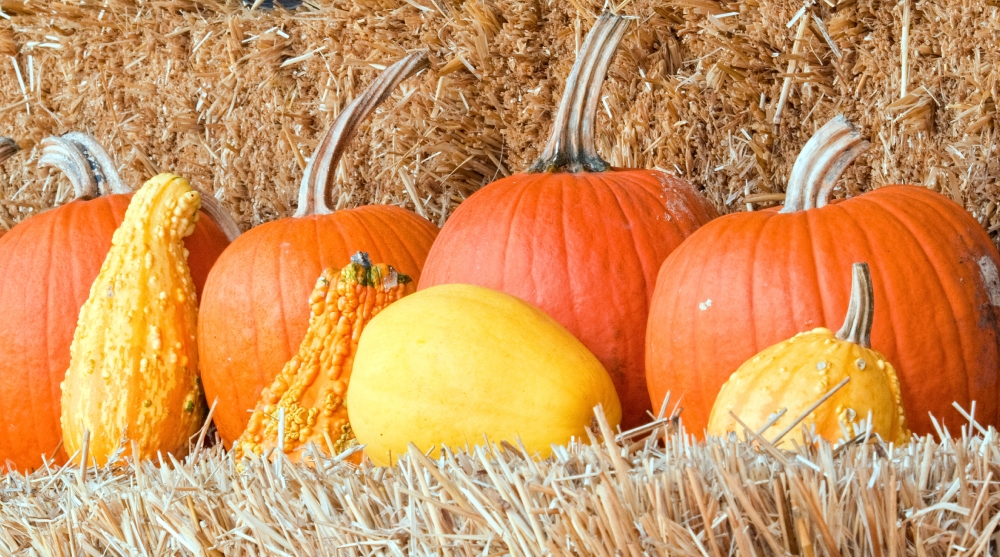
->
(348, 283), (622, 466)
(60, 173), (205, 463)
(707, 263), (910, 448)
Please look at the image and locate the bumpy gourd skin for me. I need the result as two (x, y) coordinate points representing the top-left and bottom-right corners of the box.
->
(234, 253), (413, 462)
(707, 328), (910, 448)
(61, 173), (205, 464)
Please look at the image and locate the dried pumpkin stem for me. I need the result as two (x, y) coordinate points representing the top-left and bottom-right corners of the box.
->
(836, 262), (874, 348)
(38, 132), (242, 241)
(39, 132), (131, 199)
(528, 12), (632, 174)
(0, 137), (19, 163)
(295, 51), (430, 217)
(780, 115), (869, 213)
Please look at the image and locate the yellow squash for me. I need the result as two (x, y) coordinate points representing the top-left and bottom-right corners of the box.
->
(234, 253), (413, 462)
(708, 262), (910, 448)
(348, 283), (622, 466)
(61, 173), (205, 463)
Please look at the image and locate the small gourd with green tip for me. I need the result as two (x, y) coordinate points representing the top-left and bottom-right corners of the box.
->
(707, 262), (910, 448)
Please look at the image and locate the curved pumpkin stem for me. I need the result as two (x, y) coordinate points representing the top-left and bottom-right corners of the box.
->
(0, 137), (19, 163)
(38, 132), (131, 199)
(779, 115), (869, 213)
(836, 262), (874, 348)
(38, 132), (242, 241)
(194, 191), (243, 241)
(294, 51), (430, 217)
(528, 12), (632, 174)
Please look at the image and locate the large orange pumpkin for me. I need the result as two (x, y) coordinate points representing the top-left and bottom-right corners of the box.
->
(0, 133), (235, 471)
(198, 52), (439, 446)
(417, 13), (717, 429)
(646, 115), (1000, 436)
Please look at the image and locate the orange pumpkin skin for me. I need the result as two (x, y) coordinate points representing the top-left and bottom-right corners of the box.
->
(419, 170), (716, 428)
(646, 185), (1000, 436)
(0, 194), (229, 471)
(198, 205), (438, 446)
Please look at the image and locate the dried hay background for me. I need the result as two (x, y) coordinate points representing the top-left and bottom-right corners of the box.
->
(3, 411), (1000, 556)
(0, 0), (998, 234)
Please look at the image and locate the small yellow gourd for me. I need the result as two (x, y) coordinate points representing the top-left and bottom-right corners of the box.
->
(707, 262), (910, 448)
(60, 173), (205, 464)
(233, 253), (413, 462)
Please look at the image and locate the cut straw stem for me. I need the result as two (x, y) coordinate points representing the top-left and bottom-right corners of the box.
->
(780, 115), (869, 213)
(836, 262), (874, 348)
(295, 51), (430, 217)
(527, 12), (632, 174)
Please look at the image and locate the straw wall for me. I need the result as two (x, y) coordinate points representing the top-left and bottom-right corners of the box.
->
(0, 0), (998, 236)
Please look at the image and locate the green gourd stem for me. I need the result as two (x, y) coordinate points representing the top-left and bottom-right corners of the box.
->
(836, 262), (874, 348)
(295, 51), (430, 217)
(527, 12), (632, 173)
(780, 115), (870, 213)
(38, 132), (242, 241)
(0, 137), (19, 163)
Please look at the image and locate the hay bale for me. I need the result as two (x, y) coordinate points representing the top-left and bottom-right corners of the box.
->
(2, 406), (1000, 555)
(0, 0), (998, 238)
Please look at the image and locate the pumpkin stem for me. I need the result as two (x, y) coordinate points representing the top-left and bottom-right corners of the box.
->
(527, 12), (632, 174)
(39, 133), (131, 199)
(295, 51), (430, 217)
(779, 115), (870, 213)
(38, 132), (242, 241)
(0, 137), (19, 163)
(836, 262), (874, 348)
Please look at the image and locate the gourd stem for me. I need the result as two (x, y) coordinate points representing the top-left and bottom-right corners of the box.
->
(527, 12), (632, 174)
(836, 262), (874, 348)
(780, 115), (869, 213)
(39, 132), (242, 241)
(295, 51), (430, 217)
(0, 137), (19, 163)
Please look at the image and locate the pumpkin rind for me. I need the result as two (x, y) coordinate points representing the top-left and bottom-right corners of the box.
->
(707, 263), (910, 448)
(0, 138), (230, 472)
(60, 173), (205, 463)
(198, 52), (438, 447)
(348, 283), (622, 467)
(646, 116), (1000, 435)
(233, 252), (413, 461)
(417, 14), (716, 429)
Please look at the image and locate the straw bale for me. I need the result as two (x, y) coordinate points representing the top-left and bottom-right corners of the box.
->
(0, 0), (998, 236)
(4, 407), (1000, 555)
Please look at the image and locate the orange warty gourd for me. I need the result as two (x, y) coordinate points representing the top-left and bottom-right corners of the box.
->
(61, 174), (207, 464)
(707, 263), (910, 448)
(199, 52), (439, 446)
(646, 115), (1000, 436)
(417, 13), (717, 429)
(0, 134), (236, 472)
(233, 252), (413, 462)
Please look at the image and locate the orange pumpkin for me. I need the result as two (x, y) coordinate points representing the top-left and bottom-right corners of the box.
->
(417, 13), (717, 429)
(646, 115), (1000, 436)
(0, 134), (235, 471)
(233, 252), (413, 462)
(199, 52), (439, 446)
